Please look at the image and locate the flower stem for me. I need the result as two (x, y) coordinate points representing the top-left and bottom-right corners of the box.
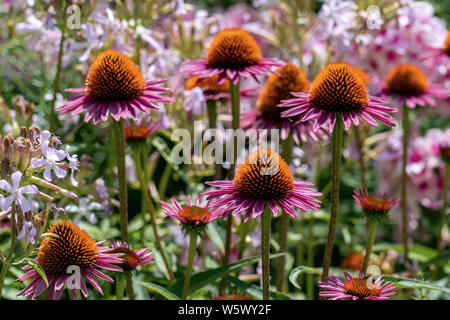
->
(0, 203), (16, 298)
(206, 99), (221, 180)
(362, 219), (378, 275)
(49, 27), (66, 133)
(401, 105), (410, 263)
(116, 274), (125, 300)
(220, 79), (240, 292)
(437, 163), (449, 255)
(133, 147), (175, 281)
(306, 214), (315, 299)
(276, 134), (294, 292)
(261, 204), (272, 300)
(352, 126), (367, 188)
(182, 233), (197, 300)
(321, 116), (344, 280)
(306, 141), (322, 299)
(113, 119), (129, 243)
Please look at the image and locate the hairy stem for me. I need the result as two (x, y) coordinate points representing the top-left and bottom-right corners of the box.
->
(207, 99), (221, 180)
(113, 119), (129, 242)
(276, 134), (294, 292)
(133, 147), (174, 281)
(306, 215), (315, 299)
(401, 105), (410, 263)
(362, 219), (378, 275)
(261, 205), (272, 300)
(352, 126), (367, 188)
(220, 80), (240, 292)
(182, 233), (197, 300)
(321, 116), (344, 280)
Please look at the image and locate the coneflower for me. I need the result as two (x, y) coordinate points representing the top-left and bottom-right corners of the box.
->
(340, 251), (365, 271)
(204, 148), (321, 299)
(59, 50), (173, 282)
(318, 271), (396, 300)
(381, 64), (447, 262)
(241, 62), (326, 144)
(421, 30), (450, 73)
(381, 64), (447, 109)
(278, 62), (396, 132)
(180, 28), (280, 85)
(16, 220), (123, 300)
(107, 239), (153, 299)
(59, 50), (173, 124)
(126, 117), (174, 281)
(353, 188), (398, 274)
(124, 117), (160, 142)
(279, 62), (396, 280)
(160, 195), (222, 299)
(182, 28), (281, 293)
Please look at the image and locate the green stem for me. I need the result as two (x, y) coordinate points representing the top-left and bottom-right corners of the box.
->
(362, 219), (378, 275)
(206, 99), (217, 129)
(182, 233), (197, 300)
(0, 203), (16, 298)
(158, 163), (172, 199)
(126, 279), (135, 300)
(305, 141), (322, 299)
(401, 105), (410, 263)
(206, 99), (221, 180)
(261, 205), (272, 300)
(295, 220), (304, 289)
(306, 215), (315, 299)
(113, 119), (129, 243)
(321, 116), (344, 280)
(276, 134), (294, 292)
(133, 147), (175, 281)
(352, 126), (367, 188)
(133, 0), (141, 66)
(437, 164), (449, 254)
(49, 27), (66, 133)
(220, 80), (240, 292)
(116, 274), (125, 300)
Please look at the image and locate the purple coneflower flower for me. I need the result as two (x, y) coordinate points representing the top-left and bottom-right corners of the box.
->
(319, 271), (397, 300)
(241, 62), (327, 144)
(203, 148), (321, 222)
(180, 28), (281, 84)
(421, 30), (450, 70)
(160, 195), (222, 228)
(381, 64), (448, 109)
(353, 187), (399, 218)
(16, 220), (123, 300)
(108, 240), (153, 271)
(278, 62), (397, 132)
(59, 49), (174, 124)
(123, 117), (160, 142)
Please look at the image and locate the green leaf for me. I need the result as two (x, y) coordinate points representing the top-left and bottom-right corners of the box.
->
(169, 253), (284, 297)
(225, 275), (293, 300)
(289, 266), (450, 295)
(206, 222), (224, 253)
(25, 259), (48, 288)
(373, 243), (437, 262)
(288, 266), (345, 290)
(139, 282), (180, 300)
(289, 266), (321, 290)
(382, 275), (450, 294)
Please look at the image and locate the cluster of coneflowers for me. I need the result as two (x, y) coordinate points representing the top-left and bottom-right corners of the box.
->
(1, 8), (449, 300)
